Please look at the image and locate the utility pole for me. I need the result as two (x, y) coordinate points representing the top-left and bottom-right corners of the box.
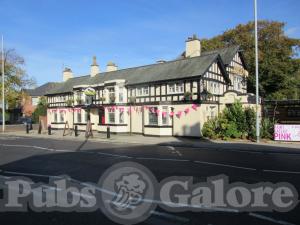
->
(254, 0), (260, 143)
(1, 35), (5, 133)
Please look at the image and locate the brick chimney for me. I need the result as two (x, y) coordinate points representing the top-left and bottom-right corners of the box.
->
(63, 67), (73, 82)
(185, 34), (201, 58)
(106, 61), (118, 72)
(91, 56), (100, 77)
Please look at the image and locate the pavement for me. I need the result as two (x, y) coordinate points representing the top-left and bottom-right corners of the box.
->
(1, 125), (300, 154)
(0, 135), (299, 224)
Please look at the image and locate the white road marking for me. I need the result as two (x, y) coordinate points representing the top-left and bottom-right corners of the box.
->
(96, 152), (133, 159)
(151, 211), (190, 223)
(1, 143), (300, 174)
(194, 160), (257, 171)
(263, 169), (300, 174)
(2, 171), (63, 179)
(136, 157), (190, 162)
(249, 212), (295, 225)
(166, 146), (182, 157)
(0, 144), (72, 152)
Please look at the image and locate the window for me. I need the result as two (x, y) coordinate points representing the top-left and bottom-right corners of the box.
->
(54, 112), (57, 122)
(162, 106), (169, 125)
(32, 97), (39, 106)
(119, 87), (124, 103)
(148, 107), (158, 125)
(108, 108), (115, 123)
(85, 95), (93, 105)
(77, 111), (82, 123)
(108, 88), (115, 103)
(84, 111), (89, 122)
(169, 83), (184, 94)
(136, 87), (149, 96)
(60, 112), (64, 122)
(119, 111), (124, 124)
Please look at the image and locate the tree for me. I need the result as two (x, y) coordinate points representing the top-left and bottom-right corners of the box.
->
(0, 49), (35, 109)
(201, 20), (300, 99)
(32, 97), (47, 123)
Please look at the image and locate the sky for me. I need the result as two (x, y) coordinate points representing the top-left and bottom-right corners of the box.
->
(0, 0), (299, 86)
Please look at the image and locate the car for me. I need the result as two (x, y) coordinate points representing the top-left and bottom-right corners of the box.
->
(17, 117), (32, 125)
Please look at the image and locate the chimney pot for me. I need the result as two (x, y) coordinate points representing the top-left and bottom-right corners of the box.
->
(63, 67), (73, 82)
(90, 56), (100, 77)
(185, 34), (201, 58)
(106, 61), (118, 72)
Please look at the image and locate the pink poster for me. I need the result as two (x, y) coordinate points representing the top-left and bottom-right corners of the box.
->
(274, 124), (300, 141)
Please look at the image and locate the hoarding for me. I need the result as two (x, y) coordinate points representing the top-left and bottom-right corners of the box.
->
(274, 124), (300, 141)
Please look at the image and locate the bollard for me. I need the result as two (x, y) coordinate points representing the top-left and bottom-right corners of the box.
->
(26, 123), (29, 134)
(107, 126), (110, 139)
(30, 122), (33, 130)
(75, 125), (78, 137)
(38, 122), (42, 134)
(48, 125), (51, 135)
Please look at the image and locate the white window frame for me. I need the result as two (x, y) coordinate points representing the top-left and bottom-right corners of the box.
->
(108, 108), (115, 123)
(148, 107), (158, 125)
(136, 86), (149, 96)
(161, 106), (169, 125)
(168, 83), (183, 94)
(119, 87), (124, 103)
(60, 112), (64, 122)
(119, 111), (124, 124)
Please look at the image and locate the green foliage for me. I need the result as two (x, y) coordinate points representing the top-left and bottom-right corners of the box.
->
(32, 97), (47, 123)
(202, 117), (219, 139)
(261, 118), (275, 139)
(202, 101), (274, 140)
(245, 107), (256, 139)
(65, 99), (74, 106)
(202, 20), (300, 99)
(0, 49), (35, 109)
(223, 101), (246, 136)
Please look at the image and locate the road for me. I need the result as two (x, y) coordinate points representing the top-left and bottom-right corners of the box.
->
(0, 135), (299, 225)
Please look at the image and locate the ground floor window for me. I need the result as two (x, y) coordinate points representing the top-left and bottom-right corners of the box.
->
(84, 110), (89, 122)
(119, 111), (124, 124)
(162, 106), (169, 125)
(77, 111), (82, 123)
(60, 112), (64, 122)
(108, 108), (115, 123)
(149, 107), (158, 125)
(54, 112), (57, 122)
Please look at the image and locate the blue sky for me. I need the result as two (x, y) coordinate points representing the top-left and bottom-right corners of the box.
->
(0, 0), (299, 86)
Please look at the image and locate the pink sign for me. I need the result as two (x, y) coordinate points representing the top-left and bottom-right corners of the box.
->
(274, 124), (300, 141)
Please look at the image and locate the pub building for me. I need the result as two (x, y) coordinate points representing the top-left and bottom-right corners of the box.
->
(45, 35), (257, 137)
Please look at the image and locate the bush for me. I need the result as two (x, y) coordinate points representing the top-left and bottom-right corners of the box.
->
(202, 117), (219, 139)
(32, 97), (47, 123)
(202, 101), (263, 140)
(244, 107), (256, 139)
(261, 118), (275, 139)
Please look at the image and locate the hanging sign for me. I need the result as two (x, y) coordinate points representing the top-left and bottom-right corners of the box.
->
(84, 87), (96, 96)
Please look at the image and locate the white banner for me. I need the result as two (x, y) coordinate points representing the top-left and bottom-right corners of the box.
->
(274, 124), (300, 141)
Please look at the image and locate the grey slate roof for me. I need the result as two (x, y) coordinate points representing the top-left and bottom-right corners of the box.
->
(46, 52), (222, 95)
(201, 45), (241, 65)
(25, 82), (60, 96)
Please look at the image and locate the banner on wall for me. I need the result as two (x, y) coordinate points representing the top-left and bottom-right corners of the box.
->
(274, 124), (300, 141)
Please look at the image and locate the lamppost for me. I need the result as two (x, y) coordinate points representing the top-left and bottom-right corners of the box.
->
(1, 35), (5, 132)
(254, 0), (260, 143)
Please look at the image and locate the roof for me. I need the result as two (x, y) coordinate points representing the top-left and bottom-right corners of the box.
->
(178, 45), (241, 66)
(46, 52), (223, 95)
(202, 45), (241, 65)
(25, 82), (60, 97)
